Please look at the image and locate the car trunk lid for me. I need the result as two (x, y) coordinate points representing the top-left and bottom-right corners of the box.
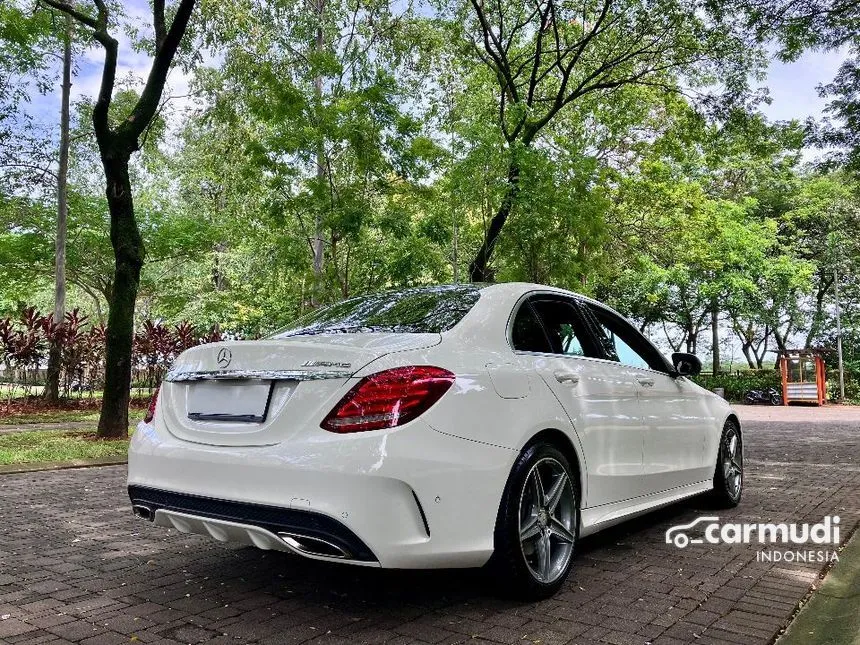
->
(159, 333), (440, 446)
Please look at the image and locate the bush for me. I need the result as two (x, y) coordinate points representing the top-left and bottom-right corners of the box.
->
(696, 368), (860, 404)
(1, 306), (226, 403)
(693, 370), (781, 402)
(826, 370), (860, 404)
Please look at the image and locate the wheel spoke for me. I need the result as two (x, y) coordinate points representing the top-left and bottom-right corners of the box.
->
(725, 461), (742, 495)
(728, 435), (738, 458)
(520, 516), (541, 542)
(545, 471), (568, 514)
(536, 533), (551, 579)
(549, 517), (576, 544)
(532, 468), (546, 508)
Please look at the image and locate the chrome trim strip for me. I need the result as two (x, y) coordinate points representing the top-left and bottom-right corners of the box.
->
(164, 369), (352, 382)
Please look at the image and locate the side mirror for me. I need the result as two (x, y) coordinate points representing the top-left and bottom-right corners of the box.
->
(672, 352), (702, 377)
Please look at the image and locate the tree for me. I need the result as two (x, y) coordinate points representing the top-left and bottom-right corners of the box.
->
(724, 0), (860, 171)
(40, 0), (196, 438)
(780, 173), (860, 347)
(0, 2), (55, 193)
(453, 0), (758, 281)
(44, 14), (73, 404)
(199, 0), (439, 307)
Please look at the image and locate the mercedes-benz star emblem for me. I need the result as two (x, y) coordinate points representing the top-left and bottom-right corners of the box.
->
(216, 347), (232, 368)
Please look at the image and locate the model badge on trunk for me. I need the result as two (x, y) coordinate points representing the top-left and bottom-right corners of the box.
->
(216, 347), (232, 368)
(302, 360), (352, 368)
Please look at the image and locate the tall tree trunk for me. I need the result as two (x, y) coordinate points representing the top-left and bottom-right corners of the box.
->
(805, 272), (833, 348)
(310, 0), (326, 305)
(44, 15), (73, 404)
(469, 161), (520, 282)
(711, 300), (720, 375)
(97, 156), (143, 439)
(741, 344), (755, 369)
(686, 327), (697, 354)
(772, 328), (787, 364)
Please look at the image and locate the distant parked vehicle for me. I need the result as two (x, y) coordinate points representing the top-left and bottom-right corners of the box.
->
(70, 380), (94, 393)
(744, 387), (782, 406)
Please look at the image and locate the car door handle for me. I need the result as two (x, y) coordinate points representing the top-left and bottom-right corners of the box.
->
(636, 376), (655, 387)
(554, 371), (580, 384)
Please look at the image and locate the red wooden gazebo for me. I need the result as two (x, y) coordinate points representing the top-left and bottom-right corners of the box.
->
(779, 350), (827, 406)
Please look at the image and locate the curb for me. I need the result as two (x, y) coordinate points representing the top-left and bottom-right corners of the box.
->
(0, 456), (127, 475)
(778, 530), (860, 644)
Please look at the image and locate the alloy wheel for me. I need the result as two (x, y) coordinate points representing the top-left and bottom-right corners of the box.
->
(518, 457), (576, 584)
(722, 427), (743, 499)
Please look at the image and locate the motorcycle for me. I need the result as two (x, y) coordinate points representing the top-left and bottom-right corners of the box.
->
(744, 387), (783, 406)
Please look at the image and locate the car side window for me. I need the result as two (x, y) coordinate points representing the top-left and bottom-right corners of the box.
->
(529, 298), (597, 357)
(587, 305), (669, 372)
(511, 302), (552, 353)
(601, 327), (650, 369)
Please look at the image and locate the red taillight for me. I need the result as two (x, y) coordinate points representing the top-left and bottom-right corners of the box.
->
(144, 386), (160, 423)
(321, 366), (455, 433)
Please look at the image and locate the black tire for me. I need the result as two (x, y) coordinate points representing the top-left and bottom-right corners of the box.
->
(743, 392), (757, 405)
(770, 393), (782, 406)
(711, 420), (743, 508)
(488, 443), (578, 600)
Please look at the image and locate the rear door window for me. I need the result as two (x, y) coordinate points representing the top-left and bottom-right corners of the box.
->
(511, 296), (601, 358)
(511, 302), (552, 353)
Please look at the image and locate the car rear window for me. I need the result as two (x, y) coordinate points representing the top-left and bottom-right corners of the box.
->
(273, 285), (482, 338)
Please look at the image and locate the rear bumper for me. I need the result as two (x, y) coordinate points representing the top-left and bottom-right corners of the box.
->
(128, 485), (378, 563)
(128, 418), (516, 568)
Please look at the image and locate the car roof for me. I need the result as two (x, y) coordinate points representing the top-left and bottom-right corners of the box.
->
(478, 282), (608, 310)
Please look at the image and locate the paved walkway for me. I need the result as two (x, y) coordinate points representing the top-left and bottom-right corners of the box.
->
(0, 407), (858, 645)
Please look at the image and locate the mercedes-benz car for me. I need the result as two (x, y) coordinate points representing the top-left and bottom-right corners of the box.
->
(128, 282), (742, 599)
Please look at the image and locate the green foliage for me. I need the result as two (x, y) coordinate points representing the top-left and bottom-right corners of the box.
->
(0, 0), (857, 378)
(693, 370), (781, 402)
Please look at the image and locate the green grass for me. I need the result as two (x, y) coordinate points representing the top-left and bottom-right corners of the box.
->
(0, 409), (145, 426)
(0, 410), (102, 425)
(0, 429), (129, 465)
(0, 385), (154, 399)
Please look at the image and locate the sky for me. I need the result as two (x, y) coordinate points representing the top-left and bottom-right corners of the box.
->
(760, 49), (845, 124)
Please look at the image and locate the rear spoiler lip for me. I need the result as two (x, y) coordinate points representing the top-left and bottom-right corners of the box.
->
(164, 369), (353, 383)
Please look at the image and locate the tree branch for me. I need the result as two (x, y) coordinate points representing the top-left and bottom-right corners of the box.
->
(40, 0), (98, 29)
(153, 0), (167, 48)
(120, 0), (197, 144)
(92, 32), (118, 144)
(0, 162), (58, 181)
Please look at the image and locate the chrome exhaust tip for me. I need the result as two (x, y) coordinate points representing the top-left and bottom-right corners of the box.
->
(132, 504), (153, 521)
(278, 532), (351, 559)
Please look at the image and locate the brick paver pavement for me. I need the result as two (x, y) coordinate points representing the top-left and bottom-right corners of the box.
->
(1, 406), (858, 645)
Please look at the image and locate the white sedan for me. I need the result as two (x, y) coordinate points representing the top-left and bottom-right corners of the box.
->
(128, 282), (742, 599)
